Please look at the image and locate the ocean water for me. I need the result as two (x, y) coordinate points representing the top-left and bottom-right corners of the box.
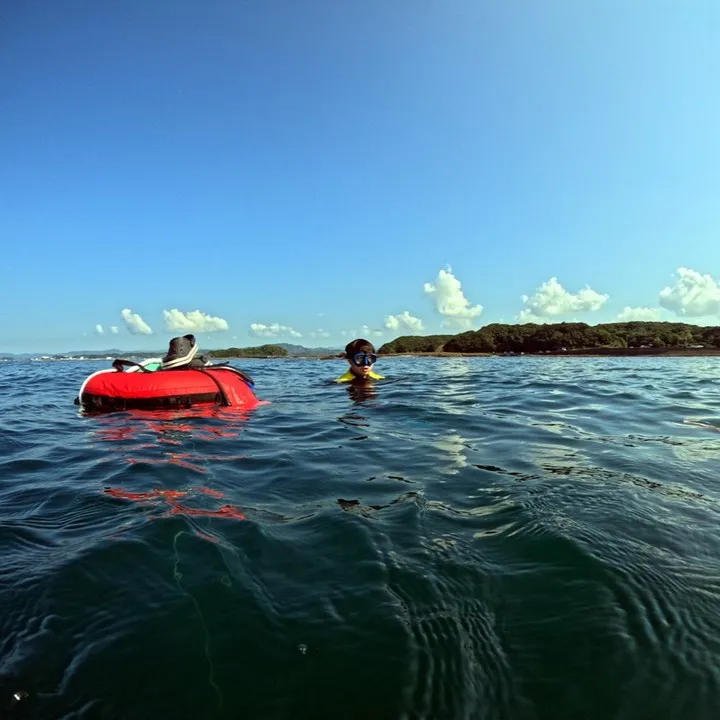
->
(1, 356), (719, 720)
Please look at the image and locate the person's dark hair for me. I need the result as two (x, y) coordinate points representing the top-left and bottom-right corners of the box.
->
(344, 338), (375, 358)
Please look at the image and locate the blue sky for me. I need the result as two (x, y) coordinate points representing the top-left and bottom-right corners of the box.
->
(1, 0), (718, 353)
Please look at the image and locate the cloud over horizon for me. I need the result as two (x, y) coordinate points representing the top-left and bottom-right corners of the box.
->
(659, 267), (720, 318)
(250, 322), (302, 338)
(54, 265), (720, 354)
(163, 308), (229, 333)
(121, 308), (152, 335)
(518, 277), (608, 322)
(616, 306), (664, 322)
(360, 324), (384, 338)
(384, 311), (425, 333)
(423, 268), (483, 328)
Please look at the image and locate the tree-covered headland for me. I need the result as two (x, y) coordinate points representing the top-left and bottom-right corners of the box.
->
(378, 322), (720, 355)
(209, 344), (290, 358)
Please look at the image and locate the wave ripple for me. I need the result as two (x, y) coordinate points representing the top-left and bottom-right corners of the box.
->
(1, 356), (719, 719)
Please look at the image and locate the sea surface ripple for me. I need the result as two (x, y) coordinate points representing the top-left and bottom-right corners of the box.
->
(1, 356), (719, 719)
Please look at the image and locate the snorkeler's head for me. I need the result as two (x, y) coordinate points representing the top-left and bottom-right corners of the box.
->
(344, 338), (377, 378)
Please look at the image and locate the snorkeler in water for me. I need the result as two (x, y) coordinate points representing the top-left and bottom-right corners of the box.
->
(335, 338), (384, 383)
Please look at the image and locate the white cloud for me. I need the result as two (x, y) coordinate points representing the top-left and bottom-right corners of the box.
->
(384, 311), (424, 333)
(342, 326), (381, 338)
(518, 277), (608, 322)
(250, 322), (301, 338)
(110, 326), (119, 334)
(423, 267), (483, 328)
(95, 324), (104, 335)
(309, 329), (331, 339)
(359, 324), (384, 339)
(163, 308), (229, 333)
(658, 267), (720, 317)
(121, 308), (153, 335)
(616, 306), (664, 322)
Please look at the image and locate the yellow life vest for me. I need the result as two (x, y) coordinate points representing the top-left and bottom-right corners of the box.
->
(335, 369), (384, 383)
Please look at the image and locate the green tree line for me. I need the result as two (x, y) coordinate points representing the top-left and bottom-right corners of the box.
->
(209, 344), (289, 358)
(379, 322), (720, 354)
(376, 334), (455, 353)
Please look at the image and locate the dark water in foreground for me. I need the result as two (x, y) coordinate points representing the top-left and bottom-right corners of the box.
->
(1, 357), (720, 719)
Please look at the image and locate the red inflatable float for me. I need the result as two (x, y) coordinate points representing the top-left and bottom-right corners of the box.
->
(75, 358), (261, 412)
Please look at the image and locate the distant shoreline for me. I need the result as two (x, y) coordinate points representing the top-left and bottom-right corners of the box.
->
(377, 348), (720, 358)
(378, 321), (720, 356)
(222, 348), (720, 359)
(5, 348), (720, 362)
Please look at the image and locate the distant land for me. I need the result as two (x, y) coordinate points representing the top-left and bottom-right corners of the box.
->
(0, 343), (341, 361)
(209, 343), (340, 359)
(4, 322), (720, 362)
(377, 321), (720, 356)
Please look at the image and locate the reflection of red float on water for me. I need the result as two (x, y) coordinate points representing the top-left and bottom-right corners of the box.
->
(90, 404), (259, 455)
(94, 402), (258, 526)
(167, 503), (247, 519)
(105, 486), (246, 520)
(89, 405), (255, 474)
(144, 416), (250, 440)
(126, 454), (209, 473)
(196, 487), (224, 498)
(123, 452), (248, 473)
(105, 488), (187, 501)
